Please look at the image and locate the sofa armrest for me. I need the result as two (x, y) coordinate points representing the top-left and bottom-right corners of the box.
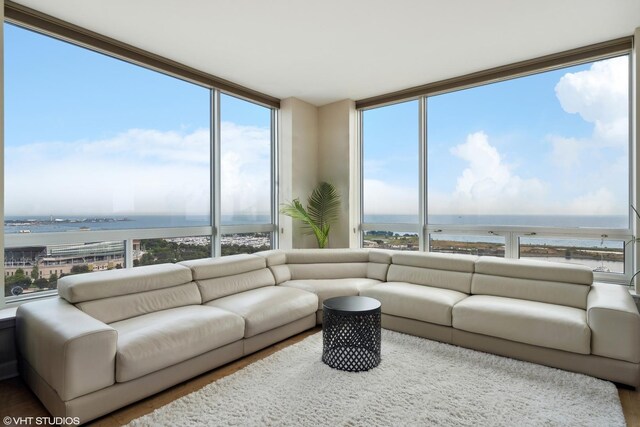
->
(16, 298), (117, 401)
(587, 283), (640, 363)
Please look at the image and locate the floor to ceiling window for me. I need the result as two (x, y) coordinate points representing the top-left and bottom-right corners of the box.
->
(361, 53), (631, 283)
(220, 93), (274, 255)
(3, 22), (277, 302)
(361, 100), (420, 251)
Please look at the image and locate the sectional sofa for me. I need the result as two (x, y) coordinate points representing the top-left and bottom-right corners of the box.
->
(15, 249), (640, 423)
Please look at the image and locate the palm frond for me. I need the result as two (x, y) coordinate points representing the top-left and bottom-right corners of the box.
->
(279, 182), (341, 248)
(279, 199), (319, 235)
(307, 182), (341, 230)
(279, 199), (310, 224)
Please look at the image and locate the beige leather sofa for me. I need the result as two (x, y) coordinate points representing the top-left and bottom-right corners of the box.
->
(16, 254), (319, 423)
(256, 248), (391, 323)
(360, 252), (640, 386)
(15, 249), (640, 424)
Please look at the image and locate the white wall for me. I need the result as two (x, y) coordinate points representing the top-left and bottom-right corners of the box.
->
(279, 98), (319, 249)
(318, 100), (358, 248)
(279, 98), (358, 249)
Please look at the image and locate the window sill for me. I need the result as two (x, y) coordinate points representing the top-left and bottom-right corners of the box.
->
(0, 307), (17, 329)
(1, 292), (59, 325)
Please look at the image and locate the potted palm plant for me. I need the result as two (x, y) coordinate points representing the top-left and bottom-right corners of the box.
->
(280, 182), (341, 248)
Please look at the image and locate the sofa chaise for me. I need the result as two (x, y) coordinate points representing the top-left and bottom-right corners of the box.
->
(15, 248), (640, 423)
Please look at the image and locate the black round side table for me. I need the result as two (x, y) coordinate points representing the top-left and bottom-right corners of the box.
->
(322, 296), (381, 372)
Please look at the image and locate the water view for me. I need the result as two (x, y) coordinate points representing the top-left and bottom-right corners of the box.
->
(5, 214), (630, 298)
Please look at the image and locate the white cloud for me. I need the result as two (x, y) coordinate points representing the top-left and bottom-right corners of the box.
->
(431, 131), (547, 215)
(548, 135), (582, 171)
(5, 122), (272, 216)
(450, 131), (511, 197)
(555, 56), (629, 146)
(431, 130), (626, 216)
(220, 121), (271, 216)
(539, 56), (629, 215)
(363, 179), (418, 216)
(566, 188), (618, 215)
(384, 58), (629, 218)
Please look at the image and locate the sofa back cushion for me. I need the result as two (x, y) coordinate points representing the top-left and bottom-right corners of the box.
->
(285, 249), (370, 264)
(287, 249), (370, 281)
(288, 262), (368, 280)
(76, 283), (201, 324)
(58, 263), (200, 324)
(59, 263), (193, 302)
(368, 249), (393, 281)
(257, 249), (391, 283)
(387, 252), (476, 294)
(471, 257), (592, 309)
(180, 254), (275, 303)
(255, 250), (290, 282)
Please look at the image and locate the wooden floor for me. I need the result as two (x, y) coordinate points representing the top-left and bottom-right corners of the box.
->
(1, 327), (639, 426)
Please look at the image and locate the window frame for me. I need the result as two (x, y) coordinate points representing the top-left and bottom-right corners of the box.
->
(4, 2), (279, 108)
(359, 97), (424, 250)
(359, 50), (633, 285)
(2, 21), (279, 307)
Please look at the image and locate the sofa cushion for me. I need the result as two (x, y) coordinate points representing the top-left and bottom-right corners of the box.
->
(280, 278), (382, 310)
(475, 256), (593, 285)
(587, 283), (640, 363)
(471, 274), (590, 309)
(180, 254), (266, 280)
(58, 263), (193, 303)
(392, 252), (476, 273)
(367, 263), (390, 281)
(270, 264), (292, 283)
(387, 265), (473, 294)
(76, 282), (202, 324)
(285, 249), (370, 264)
(387, 252), (476, 294)
(368, 250), (393, 281)
(181, 255), (276, 303)
(111, 305), (244, 382)
(196, 269), (275, 303)
(369, 249), (393, 264)
(287, 263), (369, 280)
(452, 295), (590, 354)
(284, 249), (389, 281)
(361, 282), (468, 326)
(16, 298), (118, 401)
(206, 287), (318, 338)
(260, 249), (391, 283)
(255, 249), (287, 267)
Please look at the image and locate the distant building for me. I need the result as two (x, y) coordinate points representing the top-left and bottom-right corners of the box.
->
(5, 241), (125, 278)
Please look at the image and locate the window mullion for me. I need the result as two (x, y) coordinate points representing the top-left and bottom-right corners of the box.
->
(419, 96), (428, 252)
(212, 89), (221, 257)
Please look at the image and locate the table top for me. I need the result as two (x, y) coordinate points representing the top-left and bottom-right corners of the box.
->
(323, 296), (381, 315)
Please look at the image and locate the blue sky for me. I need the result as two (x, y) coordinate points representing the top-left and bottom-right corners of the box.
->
(5, 23), (270, 146)
(5, 23), (272, 218)
(427, 65), (593, 194)
(363, 55), (629, 225)
(5, 22), (630, 225)
(5, 24), (209, 146)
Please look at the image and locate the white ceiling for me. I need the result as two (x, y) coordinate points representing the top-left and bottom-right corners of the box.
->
(12, 0), (640, 106)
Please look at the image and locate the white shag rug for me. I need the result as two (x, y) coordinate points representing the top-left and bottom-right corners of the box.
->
(127, 330), (625, 427)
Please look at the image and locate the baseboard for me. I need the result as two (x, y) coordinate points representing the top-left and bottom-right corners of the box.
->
(0, 360), (18, 381)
